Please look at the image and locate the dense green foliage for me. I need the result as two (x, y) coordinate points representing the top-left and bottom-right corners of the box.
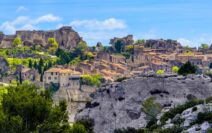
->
(156, 70), (165, 75)
(160, 99), (204, 125)
(13, 37), (22, 47)
(191, 112), (212, 125)
(142, 97), (162, 121)
(0, 83), (70, 132)
(172, 66), (179, 73)
(114, 128), (146, 133)
(0, 83), (91, 133)
(114, 40), (124, 53)
(178, 61), (197, 75)
(135, 39), (145, 44)
(47, 38), (59, 54)
(81, 74), (102, 87)
(200, 43), (209, 49)
(115, 77), (128, 82)
(55, 41), (89, 65)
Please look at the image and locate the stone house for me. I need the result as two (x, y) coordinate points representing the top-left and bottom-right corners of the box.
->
(96, 52), (111, 61)
(44, 67), (81, 89)
(110, 54), (126, 64)
(15, 65), (39, 81)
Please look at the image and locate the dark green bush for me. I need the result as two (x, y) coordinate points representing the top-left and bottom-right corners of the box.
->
(115, 77), (128, 82)
(160, 99), (203, 125)
(192, 106), (198, 112)
(178, 61), (197, 75)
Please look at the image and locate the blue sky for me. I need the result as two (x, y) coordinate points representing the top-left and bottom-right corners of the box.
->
(0, 0), (212, 47)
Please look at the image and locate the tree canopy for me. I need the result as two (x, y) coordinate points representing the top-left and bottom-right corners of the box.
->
(13, 37), (22, 47)
(0, 82), (75, 133)
(172, 66), (179, 73)
(178, 61), (197, 75)
(47, 38), (59, 54)
(200, 43), (209, 49)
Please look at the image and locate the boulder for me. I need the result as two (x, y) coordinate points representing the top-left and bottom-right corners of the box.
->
(75, 75), (212, 133)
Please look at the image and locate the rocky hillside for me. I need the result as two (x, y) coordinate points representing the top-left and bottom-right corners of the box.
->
(75, 74), (212, 133)
(0, 26), (83, 50)
(144, 39), (183, 52)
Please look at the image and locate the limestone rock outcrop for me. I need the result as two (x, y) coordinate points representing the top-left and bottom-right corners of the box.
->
(110, 35), (134, 51)
(144, 39), (183, 52)
(75, 74), (212, 133)
(0, 26), (83, 50)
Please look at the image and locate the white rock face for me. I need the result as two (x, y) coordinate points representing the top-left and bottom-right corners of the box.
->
(75, 75), (212, 133)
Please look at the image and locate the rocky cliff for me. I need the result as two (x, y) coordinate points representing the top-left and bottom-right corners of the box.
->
(75, 74), (212, 133)
(0, 26), (83, 50)
(144, 39), (183, 52)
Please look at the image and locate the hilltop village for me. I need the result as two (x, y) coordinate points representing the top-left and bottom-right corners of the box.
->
(0, 27), (212, 84)
(0, 27), (212, 100)
(0, 26), (212, 132)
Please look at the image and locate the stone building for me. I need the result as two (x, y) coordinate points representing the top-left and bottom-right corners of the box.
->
(44, 67), (81, 89)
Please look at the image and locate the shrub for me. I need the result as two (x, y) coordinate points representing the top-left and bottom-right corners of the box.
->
(81, 74), (102, 87)
(156, 70), (165, 75)
(142, 97), (162, 121)
(160, 99), (203, 125)
(172, 66), (179, 73)
(192, 112), (212, 124)
(192, 106), (198, 112)
(178, 61), (197, 75)
(76, 118), (94, 133)
(13, 37), (22, 47)
(115, 77), (128, 82)
(114, 127), (146, 133)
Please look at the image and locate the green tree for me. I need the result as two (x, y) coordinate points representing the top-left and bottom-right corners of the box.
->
(33, 61), (38, 70)
(178, 61), (197, 75)
(142, 97), (162, 121)
(0, 83), (73, 132)
(136, 39), (145, 44)
(28, 59), (32, 68)
(19, 71), (23, 84)
(114, 40), (123, 53)
(77, 41), (88, 52)
(81, 74), (102, 87)
(86, 52), (94, 60)
(172, 66), (179, 73)
(156, 70), (165, 75)
(200, 43), (209, 49)
(13, 37), (22, 47)
(47, 38), (59, 54)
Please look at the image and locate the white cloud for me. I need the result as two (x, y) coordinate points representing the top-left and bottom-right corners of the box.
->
(177, 38), (193, 46)
(16, 6), (28, 12)
(70, 18), (126, 31)
(178, 35), (212, 47)
(34, 14), (61, 24)
(0, 14), (61, 34)
(0, 22), (17, 34)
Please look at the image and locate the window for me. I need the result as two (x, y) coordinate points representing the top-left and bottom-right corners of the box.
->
(48, 77), (51, 80)
(54, 77), (57, 80)
(51, 72), (53, 75)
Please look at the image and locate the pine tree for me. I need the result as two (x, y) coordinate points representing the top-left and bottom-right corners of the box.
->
(33, 61), (38, 70)
(29, 59), (32, 68)
(19, 71), (22, 84)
